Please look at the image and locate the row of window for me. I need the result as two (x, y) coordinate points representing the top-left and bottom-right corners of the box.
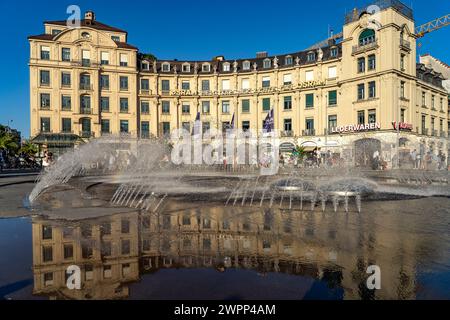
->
(421, 91), (445, 111)
(357, 81), (376, 100)
(357, 55), (376, 73)
(42, 263), (132, 288)
(157, 67), (337, 92)
(39, 94), (131, 113)
(155, 50), (339, 73)
(40, 71), (130, 91)
(41, 110), (381, 138)
(39, 45), (129, 66)
(40, 89), (339, 115)
(157, 91), (337, 115)
(421, 115), (448, 134)
(41, 239), (132, 263)
(40, 117), (131, 134)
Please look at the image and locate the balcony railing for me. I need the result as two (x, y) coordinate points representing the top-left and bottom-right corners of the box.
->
(80, 108), (92, 115)
(344, 0), (413, 24)
(400, 38), (411, 50)
(79, 83), (93, 91)
(80, 131), (95, 138)
(140, 89), (151, 95)
(281, 131), (293, 137)
(352, 40), (378, 54)
(302, 129), (316, 136)
(431, 129), (438, 137)
(421, 128), (428, 136)
(440, 131), (447, 138)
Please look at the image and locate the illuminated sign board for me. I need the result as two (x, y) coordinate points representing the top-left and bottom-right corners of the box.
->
(392, 122), (413, 131)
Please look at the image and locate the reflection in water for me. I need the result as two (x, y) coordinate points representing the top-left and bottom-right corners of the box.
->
(31, 198), (450, 300)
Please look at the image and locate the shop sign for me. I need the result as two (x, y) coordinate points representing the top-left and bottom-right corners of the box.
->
(392, 122), (413, 131)
(330, 122), (381, 134)
(170, 80), (326, 96)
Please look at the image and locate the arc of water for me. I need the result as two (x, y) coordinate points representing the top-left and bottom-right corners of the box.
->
(130, 184), (144, 207)
(137, 184), (155, 209)
(249, 176), (259, 207)
(260, 178), (270, 207)
(241, 180), (251, 206)
(226, 179), (242, 206)
(153, 194), (168, 212)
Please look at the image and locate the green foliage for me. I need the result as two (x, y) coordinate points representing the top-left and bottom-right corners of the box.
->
(0, 133), (19, 153)
(19, 140), (39, 156)
(139, 53), (157, 61)
(292, 145), (307, 162)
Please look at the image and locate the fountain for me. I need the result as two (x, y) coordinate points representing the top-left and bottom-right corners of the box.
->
(28, 135), (450, 220)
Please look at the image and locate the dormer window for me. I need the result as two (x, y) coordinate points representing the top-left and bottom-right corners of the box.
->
(263, 58), (271, 69)
(242, 61), (251, 71)
(223, 62), (231, 72)
(52, 29), (62, 36)
(285, 56), (293, 65)
(307, 52), (316, 62)
(202, 63), (211, 72)
(162, 62), (170, 72)
(359, 29), (376, 46)
(141, 62), (149, 70)
(111, 36), (120, 42)
(182, 63), (191, 73)
(330, 47), (338, 58)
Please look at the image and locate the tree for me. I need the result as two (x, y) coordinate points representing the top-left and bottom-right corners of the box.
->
(19, 140), (38, 157)
(0, 133), (18, 154)
(292, 145), (307, 163)
(139, 53), (157, 61)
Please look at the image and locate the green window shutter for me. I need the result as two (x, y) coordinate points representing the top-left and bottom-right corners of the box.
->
(328, 90), (337, 105)
(242, 99), (250, 113)
(306, 94), (314, 108)
(262, 98), (270, 111)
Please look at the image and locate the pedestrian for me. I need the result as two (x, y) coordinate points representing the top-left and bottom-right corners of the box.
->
(410, 149), (418, 169)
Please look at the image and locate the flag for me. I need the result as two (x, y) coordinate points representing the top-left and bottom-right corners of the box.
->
(263, 109), (274, 133)
(192, 112), (201, 135)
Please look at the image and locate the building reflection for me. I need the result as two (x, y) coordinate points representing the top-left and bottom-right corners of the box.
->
(31, 202), (421, 300)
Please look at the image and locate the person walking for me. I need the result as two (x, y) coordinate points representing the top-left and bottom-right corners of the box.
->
(410, 149), (417, 169)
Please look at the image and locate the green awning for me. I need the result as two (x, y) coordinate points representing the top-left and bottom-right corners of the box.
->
(31, 133), (84, 145)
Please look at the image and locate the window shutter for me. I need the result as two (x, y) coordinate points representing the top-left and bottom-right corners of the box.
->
(82, 50), (90, 59)
(283, 74), (292, 84)
(328, 66), (337, 78)
(242, 79), (250, 89)
(101, 52), (109, 61)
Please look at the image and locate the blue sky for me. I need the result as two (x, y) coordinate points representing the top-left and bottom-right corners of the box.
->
(0, 0), (449, 138)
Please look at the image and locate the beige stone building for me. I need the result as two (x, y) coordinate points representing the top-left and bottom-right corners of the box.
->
(29, 2), (449, 167)
(32, 203), (425, 300)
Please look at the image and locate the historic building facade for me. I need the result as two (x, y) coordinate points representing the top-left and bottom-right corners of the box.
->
(29, 2), (449, 167)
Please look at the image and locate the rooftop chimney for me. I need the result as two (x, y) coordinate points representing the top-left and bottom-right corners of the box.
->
(256, 51), (268, 58)
(85, 11), (95, 24)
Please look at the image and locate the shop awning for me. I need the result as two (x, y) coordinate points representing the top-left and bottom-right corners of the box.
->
(31, 133), (84, 145)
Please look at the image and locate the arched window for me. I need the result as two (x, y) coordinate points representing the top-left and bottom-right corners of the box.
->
(263, 58), (271, 68)
(359, 29), (376, 46)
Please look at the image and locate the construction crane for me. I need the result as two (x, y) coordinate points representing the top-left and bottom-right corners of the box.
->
(415, 14), (450, 38)
(305, 13), (449, 50)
